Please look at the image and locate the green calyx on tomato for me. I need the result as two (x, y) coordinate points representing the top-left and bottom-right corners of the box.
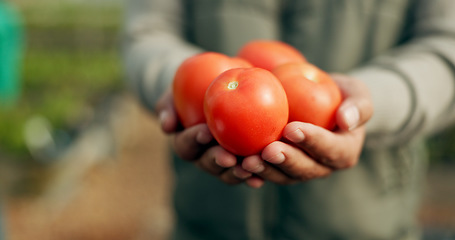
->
(227, 81), (239, 90)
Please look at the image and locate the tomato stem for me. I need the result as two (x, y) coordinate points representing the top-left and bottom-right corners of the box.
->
(228, 81), (239, 90)
(302, 69), (318, 83)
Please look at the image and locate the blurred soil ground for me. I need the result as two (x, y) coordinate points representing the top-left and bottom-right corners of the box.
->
(4, 95), (174, 240)
(3, 95), (455, 240)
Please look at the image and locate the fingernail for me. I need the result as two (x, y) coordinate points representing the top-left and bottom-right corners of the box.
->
(252, 163), (265, 173)
(233, 167), (252, 179)
(196, 130), (213, 145)
(159, 110), (168, 125)
(285, 129), (305, 143)
(215, 157), (222, 167)
(265, 152), (285, 164)
(343, 106), (360, 131)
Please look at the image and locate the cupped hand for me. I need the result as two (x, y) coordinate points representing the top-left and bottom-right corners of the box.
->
(155, 90), (263, 187)
(241, 74), (373, 185)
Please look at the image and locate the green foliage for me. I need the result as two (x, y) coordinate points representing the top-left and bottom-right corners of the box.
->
(23, 48), (122, 125)
(0, 1), (123, 159)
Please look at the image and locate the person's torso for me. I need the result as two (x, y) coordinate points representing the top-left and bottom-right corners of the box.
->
(173, 1), (426, 240)
(183, 0), (415, 72)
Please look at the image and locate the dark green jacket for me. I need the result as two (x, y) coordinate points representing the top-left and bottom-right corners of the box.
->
(123, 0), (455, 239)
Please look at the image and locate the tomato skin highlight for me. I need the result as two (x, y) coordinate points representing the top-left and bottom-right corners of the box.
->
(237, 40), (307, 71)
(204, 68), (289, 156)
(173, 52), (252, 128)
(272, 62), (342, 130)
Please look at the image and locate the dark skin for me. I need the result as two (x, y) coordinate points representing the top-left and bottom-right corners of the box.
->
(156, 74), (373, 188)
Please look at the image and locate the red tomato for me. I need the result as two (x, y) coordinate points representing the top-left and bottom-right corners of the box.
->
(173, 52), (251, 128)
(272, 62), (342, 130)
(237, 40), (306, 71)
(204, 68), (289, 156)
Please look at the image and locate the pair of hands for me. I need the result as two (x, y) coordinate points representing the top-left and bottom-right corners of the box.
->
(156, 74), (373, 188)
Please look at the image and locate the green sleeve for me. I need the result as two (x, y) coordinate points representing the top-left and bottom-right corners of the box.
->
(122, 0), (202, 111)
(350, 0), (455, 146)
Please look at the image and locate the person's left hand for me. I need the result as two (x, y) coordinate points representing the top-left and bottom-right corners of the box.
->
(155, 88), (265, 187)
(241, 74), (373, 186)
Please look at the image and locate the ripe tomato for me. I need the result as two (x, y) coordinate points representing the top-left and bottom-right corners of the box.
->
(237, 40), (306, 71)
(272, 62), (342, 130)
(173, 52), (251, 128)
(204, 68), (289, 156)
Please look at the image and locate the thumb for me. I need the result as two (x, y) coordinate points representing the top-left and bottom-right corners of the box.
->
(332, 74), (373, 131)
(155, 89), (179, 133)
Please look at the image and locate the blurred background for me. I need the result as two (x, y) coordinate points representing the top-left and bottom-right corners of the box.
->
(0, 0), (454, 239)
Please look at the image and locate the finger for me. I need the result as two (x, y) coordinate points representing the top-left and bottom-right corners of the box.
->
(245, 176), (265, 188)
(155, 90), (179, 133)
(195, 145), (237, 176)
(232, 165), (253, 179)
(159, 108), (179, 134)
(219, 166), (251, 185)
(331, 74), (373, 131)
(283, 121), (363, 169)
(173, 124), (214, 161)
(261, 141), (332, 181)
(242, 155), (297, 184)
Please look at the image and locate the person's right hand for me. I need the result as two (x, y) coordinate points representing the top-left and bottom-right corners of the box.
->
(155, 90), (262, 186)
(240, 74), (372, 186)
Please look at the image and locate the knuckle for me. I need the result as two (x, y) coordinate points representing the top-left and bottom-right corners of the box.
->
(258, 164), (275, 177)
(340, 158), (358, 169)
(295, 164), (331, 181)
(220, 173), (243, 185)
(322, 151), (355, 169)
(319, 170), (332, 178)
(335, 151), (359, 169)
(195, 149), (224, 176)
(296, 168), (317, 181)
(297, 174), (311, 182)
(257, 165), (294, 185)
